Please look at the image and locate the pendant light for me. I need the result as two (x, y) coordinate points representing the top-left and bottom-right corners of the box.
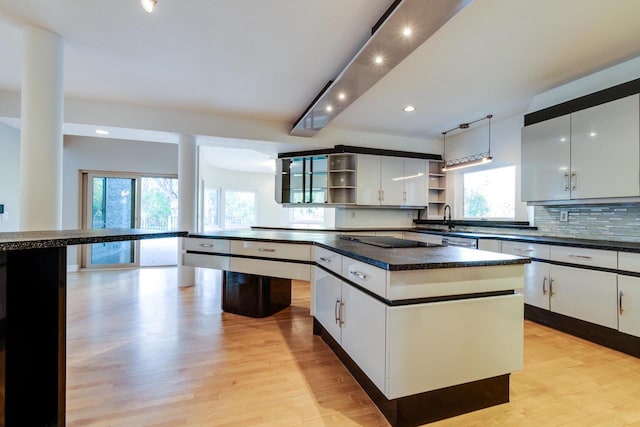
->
(441, 114), (493, 172)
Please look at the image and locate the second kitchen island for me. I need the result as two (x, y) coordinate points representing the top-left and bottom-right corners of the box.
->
(182, 231), (529, 426)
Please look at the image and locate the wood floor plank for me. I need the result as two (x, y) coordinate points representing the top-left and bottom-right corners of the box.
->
(66, 267), (640, 426)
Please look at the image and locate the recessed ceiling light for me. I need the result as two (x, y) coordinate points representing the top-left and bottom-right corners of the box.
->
(560, 137), (566, 142)
(326, 106), (333, 112)
(338, 92), (346, 101)
(95, 129), (109, 135)
(403, 105), (416, 112)
(374, 55), (384, 65)
(140, 0), (157, 13)
(402, 27), (412, 37)
(590, 132), (597, 137)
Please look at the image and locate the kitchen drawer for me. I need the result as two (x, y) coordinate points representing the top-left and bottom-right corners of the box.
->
(618, 252), (640, 273)
(314, 246), (342, 275)
(230, 240), (311, 262)
(184, 238), (230, 254)
(502, 241), (549, 260)
(229, 257), (311, 281)
(183, 253), (230, 270)
(550, 246), (616, 269)
(342, 257), (387, 298)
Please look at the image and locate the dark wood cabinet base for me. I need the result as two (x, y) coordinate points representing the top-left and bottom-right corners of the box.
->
(524, 304), (640, 358)
(222, 271), (291, 318)
(313, 318), (510, 426)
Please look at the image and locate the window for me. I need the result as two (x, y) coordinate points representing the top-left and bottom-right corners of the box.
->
(202, 187), (221, 231)
(463, 165), (515, 219)
(224, 190), (256, 229)
(290, 207), (325, 224)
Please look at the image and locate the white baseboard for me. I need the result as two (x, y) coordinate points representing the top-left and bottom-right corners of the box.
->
(67, 264), (79, 273)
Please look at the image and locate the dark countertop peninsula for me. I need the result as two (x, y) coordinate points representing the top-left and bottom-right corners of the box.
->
(0, 228), (188, 251)
(188, 230), (529, 271)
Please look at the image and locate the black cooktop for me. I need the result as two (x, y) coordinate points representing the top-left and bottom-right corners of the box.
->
(339, 235), (442, 248)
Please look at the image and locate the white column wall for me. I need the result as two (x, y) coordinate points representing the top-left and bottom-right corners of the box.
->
(19, 27), (64, 231)
(178, 134), (197, 287)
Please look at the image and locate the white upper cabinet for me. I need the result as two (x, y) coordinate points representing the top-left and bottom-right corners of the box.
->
(522, 115), (571, 202)
(356, 155), (424, 206)
(570, 94), (640, 199)
(380, 157), (404, 206)
(401, 158), (428, 206)
(522, 93), (640, 203)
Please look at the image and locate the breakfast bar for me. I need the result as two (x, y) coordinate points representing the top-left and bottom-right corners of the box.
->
(183, 230), (529, 426)
(0, 229), (187, 427)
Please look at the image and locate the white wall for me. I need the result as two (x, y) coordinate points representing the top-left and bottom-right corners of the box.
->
(0, 122), (20, 231)
(444, 114), (529, 222)
(63, 135), (178, 267)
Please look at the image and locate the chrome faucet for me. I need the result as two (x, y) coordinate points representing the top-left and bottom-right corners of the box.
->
(443, 204), (454, 230)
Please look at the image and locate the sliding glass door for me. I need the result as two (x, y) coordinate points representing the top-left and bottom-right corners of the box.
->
(86, 174), (137, 268)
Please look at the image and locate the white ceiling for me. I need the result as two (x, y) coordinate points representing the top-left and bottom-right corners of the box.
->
(1, 0), (640, 169)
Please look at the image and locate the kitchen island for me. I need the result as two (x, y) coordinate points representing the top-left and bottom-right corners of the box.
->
(0, 228), (187, 427)
(183, 230), (529, 426)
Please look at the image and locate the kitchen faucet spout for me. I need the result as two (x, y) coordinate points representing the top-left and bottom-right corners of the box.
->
(443, 204), (454, 230)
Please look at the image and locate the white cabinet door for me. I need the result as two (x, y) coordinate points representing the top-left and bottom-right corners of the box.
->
(356, 154), (381, 205)
(618, 275), (640, 338)
(380, 157), (404, 206)
(524, 261), (550, 310)
(340, 282), (387, 393)
(313, 267), (342, 343)
(521, 115), (571, 202)
(570, 94), (640, 199)
(549, 265), (618, 329)
(402, 158), (427, 206)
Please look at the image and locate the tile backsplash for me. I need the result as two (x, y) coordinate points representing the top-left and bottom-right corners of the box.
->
(534, 204), (640, 242)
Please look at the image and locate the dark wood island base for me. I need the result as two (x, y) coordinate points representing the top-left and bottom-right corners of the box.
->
(313, 318), (510, 427)
(222, 271), (292, 318)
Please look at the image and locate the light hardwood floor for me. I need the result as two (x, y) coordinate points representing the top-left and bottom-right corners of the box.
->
(66, 268), (640, 426)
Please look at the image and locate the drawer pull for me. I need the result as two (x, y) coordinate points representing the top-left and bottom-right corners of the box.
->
(619, 291), (625, 315)
(349, 270), (368, 280)
(515, 248), (534, 253)
(568, 254), (592, 260)
(199, 243), (214, 248)
(319, 257), (331, 263)
(542, 277), (547, 295)
(258, 248), (276, 252)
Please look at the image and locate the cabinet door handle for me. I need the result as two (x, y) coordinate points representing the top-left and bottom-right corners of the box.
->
(339, 301), (345, 326)
(571, 171), (577, 191)
(619, 291), (625, 315)
(349, 270), (368, 280)
(403, 191), (407, 203)
(335, 298), (341, 324)
(563, 172), (569, 192)
(515, 248), (534, 253)
(319, 257), (331, 263)
(549, 278), (555, 296)
(568, 254), (592, 260)
(378, 190), (382, 201)
(542, 276), (547, 295)
(199, 243), (214, 248)
(258, 248), (276, 252)
(381, 190), (385, 201)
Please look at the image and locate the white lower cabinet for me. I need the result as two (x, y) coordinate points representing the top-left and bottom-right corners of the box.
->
(548, 265), (618, 329)
(523, 261), (550, 310)
(313, 267), (387, 392)
(617, 275), (640, 338)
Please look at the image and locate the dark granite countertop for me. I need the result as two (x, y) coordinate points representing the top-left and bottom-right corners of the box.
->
(188, 230), (528, 271)
(0, 229), (188, 251)
(252, 225), (640, 253)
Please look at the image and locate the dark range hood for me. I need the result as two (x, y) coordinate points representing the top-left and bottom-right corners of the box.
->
(339, 235), (442, 248)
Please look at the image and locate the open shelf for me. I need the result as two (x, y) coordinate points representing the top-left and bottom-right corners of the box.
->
(328, 154), (357, 204)
(427, 160), (447, 219)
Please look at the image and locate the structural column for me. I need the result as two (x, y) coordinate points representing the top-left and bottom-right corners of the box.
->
(177, 134), (197, 287)
(19, 27), (64, 231)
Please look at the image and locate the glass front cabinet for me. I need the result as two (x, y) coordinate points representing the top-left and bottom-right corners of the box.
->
(277, 155), (328, 204)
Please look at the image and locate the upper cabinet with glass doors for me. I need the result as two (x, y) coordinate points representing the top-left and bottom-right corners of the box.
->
(279, 155), (328, 204)
(522, 91), (640, 203)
